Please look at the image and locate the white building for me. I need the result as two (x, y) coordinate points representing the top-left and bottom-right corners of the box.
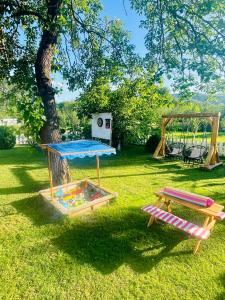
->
(0, 118), (18, 126)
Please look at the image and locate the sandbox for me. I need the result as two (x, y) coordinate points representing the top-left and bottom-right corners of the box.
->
(39, 179), (117, 217)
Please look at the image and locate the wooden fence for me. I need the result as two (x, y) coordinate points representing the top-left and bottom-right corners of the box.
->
(16, 135), (28, 145)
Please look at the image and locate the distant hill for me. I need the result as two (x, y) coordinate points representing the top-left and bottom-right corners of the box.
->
(173, 93), (225, 104)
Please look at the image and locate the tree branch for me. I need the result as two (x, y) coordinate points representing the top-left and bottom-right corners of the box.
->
(122, 0), (128, 16)
(182, 3), (225, 39)
(62, 33), (72, 68)
(70, 1), (112, 46)
(69, 0), (128, 68)
(172, 11), (212, 45)
(173, 34), (185, 74)
(0, 0), (46, 22)
(12, 9), (46, 22)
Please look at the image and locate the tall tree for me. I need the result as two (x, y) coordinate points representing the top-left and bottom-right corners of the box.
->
(0, 0), (137, 184)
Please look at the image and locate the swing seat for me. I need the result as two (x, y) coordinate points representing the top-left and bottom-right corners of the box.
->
(166, 142), (184, 159)
(183, 145), (207, 164)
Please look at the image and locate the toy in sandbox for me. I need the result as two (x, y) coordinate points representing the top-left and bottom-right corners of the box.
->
(39, 139), (117, 217)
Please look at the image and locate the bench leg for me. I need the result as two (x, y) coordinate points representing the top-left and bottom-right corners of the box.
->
(193, 216), (210, 254)
(193, 240), (202, 255)
(147, 196), (164, 228)
(147, 216), (155, 227)
(208, 217), (216, 233)
(165, 200), (172, 213)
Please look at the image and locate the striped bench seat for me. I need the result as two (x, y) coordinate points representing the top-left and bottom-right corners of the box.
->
(142, 205), (210, 240)
(217, 211), (225, 220)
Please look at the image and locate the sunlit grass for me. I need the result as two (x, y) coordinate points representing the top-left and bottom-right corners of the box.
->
(0, 145), (224, 299)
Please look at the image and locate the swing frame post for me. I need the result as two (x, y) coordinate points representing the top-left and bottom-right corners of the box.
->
(153, 112), (222, 170)
(203, 114), (220, 169)
(153, 117), (172, 158)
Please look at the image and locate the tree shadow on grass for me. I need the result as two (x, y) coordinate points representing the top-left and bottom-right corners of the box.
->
(11, 195), (61, 226)
(215, 273), (225, 300)
(52, 207), (191, 274)
(0, 145), (46, 166)
(0, 166), (48, 196)
(144, 161), (225, 181)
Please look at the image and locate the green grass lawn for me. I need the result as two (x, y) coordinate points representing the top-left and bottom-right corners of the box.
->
(0, 146), (225, 299)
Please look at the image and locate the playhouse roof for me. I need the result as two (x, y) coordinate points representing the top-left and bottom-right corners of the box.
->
(45, 139), (116, 160)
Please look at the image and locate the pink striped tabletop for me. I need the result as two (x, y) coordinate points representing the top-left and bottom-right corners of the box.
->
(162, 187), (214, 207)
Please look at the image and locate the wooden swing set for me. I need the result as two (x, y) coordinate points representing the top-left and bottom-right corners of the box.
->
(153, 112), (222, 170)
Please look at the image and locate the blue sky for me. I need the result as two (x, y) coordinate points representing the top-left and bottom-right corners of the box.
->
(55, 1), (169, 102)
(102, 0), (147, 56)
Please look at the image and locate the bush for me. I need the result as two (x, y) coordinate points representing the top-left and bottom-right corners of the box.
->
(0, 126), (16, 149)
(145, 133), (160, 153)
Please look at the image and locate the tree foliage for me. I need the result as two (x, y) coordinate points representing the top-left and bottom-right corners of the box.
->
(57, 101), (90, 140)
(0, 0), (139, 91)
(77, 72), (173, 145)
(17, 95), (45, 141)
(130, 0), (225, 91)
(0, 81), (45, 141)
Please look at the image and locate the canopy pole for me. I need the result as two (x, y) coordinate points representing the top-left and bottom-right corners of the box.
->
(47, 148), (54, 200)
(96, 155), (100, 186)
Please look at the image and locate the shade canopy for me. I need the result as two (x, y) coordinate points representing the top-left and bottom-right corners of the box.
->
(46, 139), (116, 160)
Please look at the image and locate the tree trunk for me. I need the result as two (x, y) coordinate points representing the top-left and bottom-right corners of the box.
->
(35, 0), (70, 186)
